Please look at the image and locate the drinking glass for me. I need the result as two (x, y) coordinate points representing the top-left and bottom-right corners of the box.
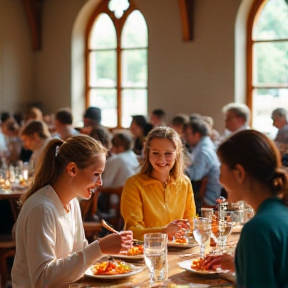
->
(144, 233), (168, 284)
(201, 208), (214, 219)
(193, 217), (211, 258)
(210, 220), (221, 254)
(218, 221), (234, 253)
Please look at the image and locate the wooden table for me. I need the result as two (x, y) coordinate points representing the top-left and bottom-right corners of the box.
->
(0, 188), (26, 221)
(72, 234), (240, 288)
(0, 190), (25, 200)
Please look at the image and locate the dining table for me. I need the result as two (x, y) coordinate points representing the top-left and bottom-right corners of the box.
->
(71, 232), (240, 288)
(0, 185), (27, 221)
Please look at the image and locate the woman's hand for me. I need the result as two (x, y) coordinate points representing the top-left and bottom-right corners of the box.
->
(166, 219), (190, 240)
(98, 231), (133, 255)
(220, 253), (235, 272)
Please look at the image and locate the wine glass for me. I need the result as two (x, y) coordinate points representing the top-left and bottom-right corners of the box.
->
(218, 221), (234, 253)
(144, 233), (168, 284)
(210, 219), (222, 254)
(193, 217), (211, 259)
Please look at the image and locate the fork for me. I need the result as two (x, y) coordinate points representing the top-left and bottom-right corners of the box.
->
(101, 219), (141, 242)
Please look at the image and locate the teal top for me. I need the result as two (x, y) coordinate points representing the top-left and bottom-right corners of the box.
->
(235, 198), (288, 288)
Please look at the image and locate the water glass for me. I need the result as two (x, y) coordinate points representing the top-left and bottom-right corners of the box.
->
(193, 217), (211, 258)
(219, 221), (234, 253)
(144, 233), (168, 284)
(201, 208), (214, 219)
(210, 220), (221, 253)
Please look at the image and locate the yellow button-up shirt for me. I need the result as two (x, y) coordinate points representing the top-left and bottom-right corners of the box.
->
(121, 173), (196, 240)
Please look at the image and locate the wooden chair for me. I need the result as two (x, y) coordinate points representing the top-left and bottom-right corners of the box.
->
(82, 222), (102, 243)
(0, 198), (20, 288)
(80, 190), (100, 222)
(79, 191), (102, 242)
(0, 235), (15, 288)
(97, 186), (124, 231)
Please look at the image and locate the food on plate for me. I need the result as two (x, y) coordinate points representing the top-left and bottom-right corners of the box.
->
(127, 245), (143, 255)
(91, 260), (132, 275)
(191, 255), (221, 271)
(174, 238), (188, 244)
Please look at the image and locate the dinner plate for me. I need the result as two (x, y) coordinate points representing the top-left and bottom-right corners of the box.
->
(178, 259), (223, 275)
(168, 242), (198, 249)
(108, 254), (144, 262)
(84, 264), (144, 279)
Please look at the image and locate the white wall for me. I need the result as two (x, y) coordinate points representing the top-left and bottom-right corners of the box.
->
(0, 0), (243, 133)
(0, 0), (34, 113)
(136, 0), (242, 132)
(34, 0), (88, 114)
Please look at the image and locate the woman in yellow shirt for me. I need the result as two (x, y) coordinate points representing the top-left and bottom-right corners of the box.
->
(121, 126), (196, 240)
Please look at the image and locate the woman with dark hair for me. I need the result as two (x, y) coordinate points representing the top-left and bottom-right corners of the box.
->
(12, 135), (132, 287)
(217, 130), (288, 288)
(130, 115), (153, 155)
(121, 126), (196, 240)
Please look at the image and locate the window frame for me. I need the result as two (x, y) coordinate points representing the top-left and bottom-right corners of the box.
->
(247, 0), (288, 125)
(85, 0), (148, 128)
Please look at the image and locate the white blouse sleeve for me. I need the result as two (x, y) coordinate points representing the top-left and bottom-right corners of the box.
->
(24, 205), (102, 287)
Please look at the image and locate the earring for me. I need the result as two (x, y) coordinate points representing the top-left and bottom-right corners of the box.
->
(69, 172), (75, 177)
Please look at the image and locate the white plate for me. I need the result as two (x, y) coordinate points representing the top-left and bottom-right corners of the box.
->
(168, 242), (198, 249)
(84, 264), (144, 279)
(108, 254), (144, 262)
(178, 259), (223, 275)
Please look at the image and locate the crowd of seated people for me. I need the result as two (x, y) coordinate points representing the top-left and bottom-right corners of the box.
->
(1, 102), (288, 216)
(1, 102), (288, 287)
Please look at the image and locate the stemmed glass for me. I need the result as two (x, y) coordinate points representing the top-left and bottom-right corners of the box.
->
(144, 233), (168, 284)
(193, 217), (211, 259)
(210, 219), (222, 254)
(219, 221), (234, 253)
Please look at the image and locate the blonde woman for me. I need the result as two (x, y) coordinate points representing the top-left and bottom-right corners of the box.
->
(121, 126), (196, 240)
(12, 135), (132, 288)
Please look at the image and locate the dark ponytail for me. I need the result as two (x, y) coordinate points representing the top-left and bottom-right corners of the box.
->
(273, 169), (288, 206)
(218, 130), (288, 206)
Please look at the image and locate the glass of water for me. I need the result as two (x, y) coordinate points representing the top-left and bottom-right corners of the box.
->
(193, 217), (211, 258)
(144, 233), (168, 284)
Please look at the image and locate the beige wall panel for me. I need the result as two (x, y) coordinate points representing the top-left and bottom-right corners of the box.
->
(34, 0), (241, 132)
(0, 0), (34, 113)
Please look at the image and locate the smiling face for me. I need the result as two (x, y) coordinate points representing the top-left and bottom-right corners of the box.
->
(148, 138), (177, 177)
(72, 154), (106, 200)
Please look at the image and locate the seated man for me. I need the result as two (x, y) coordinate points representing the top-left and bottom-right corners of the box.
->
(150, 109), (166, 127)
(54, 108), (79, 141)
(184, 119), (222, 209)
(271, 108), (288, 144)
(221, 102), (250, 139)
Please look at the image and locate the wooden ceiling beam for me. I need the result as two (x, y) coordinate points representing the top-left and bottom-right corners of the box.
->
(21, 0), (43, 51)
(178, 0), (194, 41)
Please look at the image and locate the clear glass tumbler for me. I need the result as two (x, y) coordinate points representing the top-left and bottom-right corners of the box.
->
(144, 233), (168, 284)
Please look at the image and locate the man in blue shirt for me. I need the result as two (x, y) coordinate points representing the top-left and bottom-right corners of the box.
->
(185, 119), (222, 208)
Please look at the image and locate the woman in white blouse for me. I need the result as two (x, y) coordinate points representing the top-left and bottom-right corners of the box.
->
(12, 135), (132, 288)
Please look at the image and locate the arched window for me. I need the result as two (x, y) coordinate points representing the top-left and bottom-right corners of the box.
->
(86, 0), (148, 128)
(248, 0), (288, 136)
